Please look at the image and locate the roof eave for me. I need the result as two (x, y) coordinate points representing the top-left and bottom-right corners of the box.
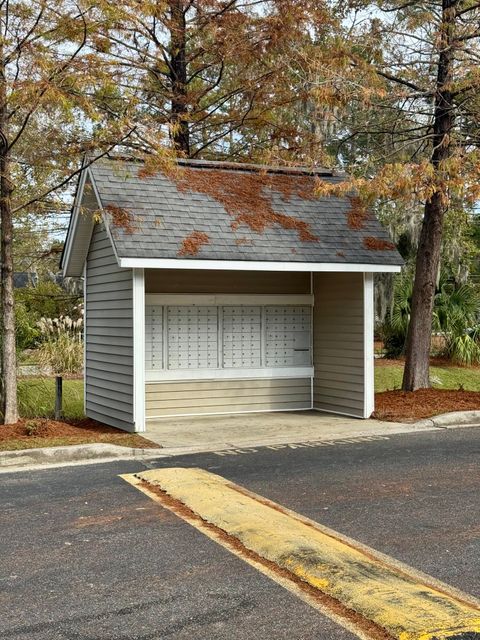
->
(117, 257), (402, 273)
(61, 167), (100, 278)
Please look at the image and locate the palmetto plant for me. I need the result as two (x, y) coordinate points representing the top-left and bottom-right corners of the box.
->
(382, 274), (480, 364)
(381, 275), (413, 358)
(433, 282), (480, 365)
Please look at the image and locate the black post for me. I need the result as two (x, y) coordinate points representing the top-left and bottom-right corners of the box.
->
(55, 375), (63, 420)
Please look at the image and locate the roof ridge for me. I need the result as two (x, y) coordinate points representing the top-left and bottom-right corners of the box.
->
(103, 153), (340, 177)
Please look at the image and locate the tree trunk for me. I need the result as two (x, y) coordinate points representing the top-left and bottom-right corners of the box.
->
(169, 0), (190, 155)
(0, 44), (17, 423)
(0, 157), (17, 424)
(402, 0), (456, 391)
(402, 193), (445, 390)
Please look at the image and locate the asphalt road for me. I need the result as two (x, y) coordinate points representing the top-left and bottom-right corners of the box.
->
(0, 426), (479, 640)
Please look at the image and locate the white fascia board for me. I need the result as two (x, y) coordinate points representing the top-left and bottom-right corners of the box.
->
(63, 167), (124, 275)
(88, 172), (123, 268)
(119, 257), (402, 273)
(61, 168), (89, 275)
(86, 166), (100, 203)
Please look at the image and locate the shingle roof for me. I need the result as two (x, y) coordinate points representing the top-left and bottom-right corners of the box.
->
(88, 158), (403, 267)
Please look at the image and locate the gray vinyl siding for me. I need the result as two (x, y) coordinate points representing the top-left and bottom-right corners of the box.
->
(85, 223), (135, 431)
(146, 378), (311, 419)
(313, 273), (365, 417)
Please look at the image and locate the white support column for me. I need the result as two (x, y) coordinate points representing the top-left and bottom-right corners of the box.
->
(133, 268), (146, 432)
(363, 272), (375, 418)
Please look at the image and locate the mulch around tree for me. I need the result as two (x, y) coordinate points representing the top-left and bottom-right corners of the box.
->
(373, 356), (477, 368)
(0, 418), (161, 451)
(374, 389), (480, 422)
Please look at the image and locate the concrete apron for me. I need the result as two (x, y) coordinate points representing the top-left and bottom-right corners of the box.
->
(144, 410), (426, 451)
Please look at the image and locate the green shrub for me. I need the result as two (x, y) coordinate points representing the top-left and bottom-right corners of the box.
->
(16, 281), (80, 320)
(15, 302), (40, 351)
(25, 420), (42, 436)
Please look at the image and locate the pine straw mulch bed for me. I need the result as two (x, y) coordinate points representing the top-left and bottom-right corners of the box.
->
(373, 388), (480, 423)
(0, 418), (161, 451)
(373, 356), (467, 367)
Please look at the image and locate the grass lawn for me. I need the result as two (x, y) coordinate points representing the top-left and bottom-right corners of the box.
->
(18, 362), (480, 420)
(4, 367), (478, 447)
(374, 362), (480, 392)
(16, 364), (480, 422)
(18, 377), (85, 420)
(3, 378), (157, 451)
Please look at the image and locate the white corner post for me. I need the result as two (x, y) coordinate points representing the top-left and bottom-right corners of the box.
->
(83, 262), (87, 414)
(133, 268), (146, 432)
(363, 272), (375, 418)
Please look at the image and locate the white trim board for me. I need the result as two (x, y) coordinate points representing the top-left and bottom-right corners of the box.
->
(133, 268), (146, 432)
(312, 407), (363, 420)
(89, 169), (124, 269)
(61, 169), (89, 274)
(145, 294), (313, 306)
(363, 272), (375, 418)
(146, 368), (314, 383)
(146, 406), (313, 421)
(120, 257), (402, 273)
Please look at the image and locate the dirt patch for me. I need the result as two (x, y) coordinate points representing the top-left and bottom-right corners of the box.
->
(374, 389), (480, 422)
(0, 418), (160, 451)
(375, 357), (404, 367)
(74, 514), (124, 528)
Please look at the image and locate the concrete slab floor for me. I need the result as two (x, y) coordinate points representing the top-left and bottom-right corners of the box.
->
(144, 410), (425, 451)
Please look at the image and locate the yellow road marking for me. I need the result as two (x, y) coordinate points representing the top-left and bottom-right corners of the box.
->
(122, 469), (480, 640)
(121, 473), (377, 640)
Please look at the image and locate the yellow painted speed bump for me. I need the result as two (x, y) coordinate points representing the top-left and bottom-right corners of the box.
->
(124, 468), (480, 640)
